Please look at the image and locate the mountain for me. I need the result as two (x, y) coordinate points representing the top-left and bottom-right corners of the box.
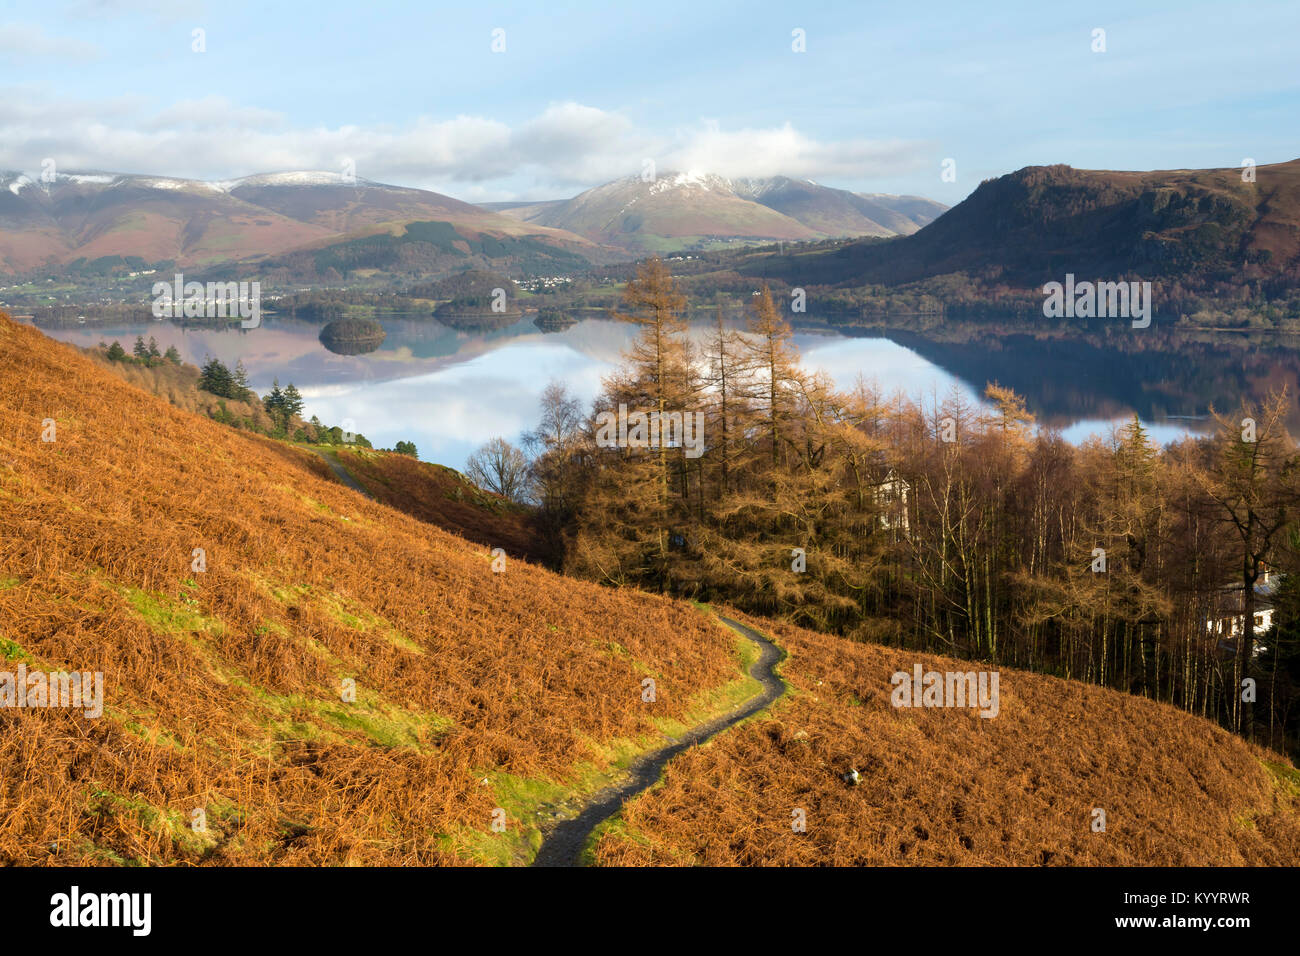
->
(226, 171), (552, 238)
(483, 171), (946, 253)
(739, 159), (1300, 296)
(731, 176), (946, 237)
(0, 170), (616, 277)
(0, 171), (333, 273)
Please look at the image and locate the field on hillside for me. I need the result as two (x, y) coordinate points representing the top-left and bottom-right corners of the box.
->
(593, 610), (1300, 866)
(0, 312), (742, 865)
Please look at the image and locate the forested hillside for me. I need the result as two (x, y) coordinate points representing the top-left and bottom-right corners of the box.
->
(508, 259), (1300, 756)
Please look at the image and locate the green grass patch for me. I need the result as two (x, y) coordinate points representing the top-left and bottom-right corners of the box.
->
(85, 786), (215, 857)
(0, 636), (32, 663)
(248, 680), (453, 751)
(123, 585), (224, 638)
(315, 590), (424, 655)
(651, 630), (761, 739)
(1263, 760), (1300, 798)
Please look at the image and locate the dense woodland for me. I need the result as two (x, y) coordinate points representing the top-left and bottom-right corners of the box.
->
(486, 257), (1300, 757)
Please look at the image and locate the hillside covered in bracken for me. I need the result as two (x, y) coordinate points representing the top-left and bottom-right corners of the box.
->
(594, 611), (1300, 866)
(2, 311), (1298, 866)
(0, 312), (742, 865)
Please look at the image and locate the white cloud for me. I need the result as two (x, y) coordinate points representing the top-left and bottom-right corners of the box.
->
(0, 91), (930, 199)
(666, 120), (927, 181)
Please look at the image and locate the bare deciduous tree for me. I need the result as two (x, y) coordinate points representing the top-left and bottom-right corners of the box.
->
(466, 437), (531, 503)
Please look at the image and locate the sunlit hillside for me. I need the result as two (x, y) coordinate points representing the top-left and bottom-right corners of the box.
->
(594, 610), (1300, 866)
(1, 312), (1296, 867)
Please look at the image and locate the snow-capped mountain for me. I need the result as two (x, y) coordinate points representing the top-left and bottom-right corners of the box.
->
(483, 171), (947, 252)
(0, 170), (610, 275)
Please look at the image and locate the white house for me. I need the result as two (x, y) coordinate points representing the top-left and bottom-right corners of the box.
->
(873, 468), (910, 535)
(1206, 568), (1279, 657)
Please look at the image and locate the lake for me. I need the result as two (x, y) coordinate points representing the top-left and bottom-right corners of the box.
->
(30, 314), (1300, 470)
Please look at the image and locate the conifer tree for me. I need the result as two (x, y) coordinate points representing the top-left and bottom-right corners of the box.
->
(603, 256), (696, 563)
(743, 284), (802, 469)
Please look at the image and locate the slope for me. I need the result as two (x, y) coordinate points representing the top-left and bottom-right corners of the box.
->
(0, 311), (744, 865)
(3, 313), (1298, 867)
(732, 176), (946, 238)
(593, 611), (1300, 866)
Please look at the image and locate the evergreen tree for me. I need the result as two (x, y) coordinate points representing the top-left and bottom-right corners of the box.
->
(282, 383), (305, 420)
(702, 306), (748, 498)
(163, 345), (182, 365)
(232, 361), (251, 398)
(197, 358), (235, 398)
(106, 341), (128, 362)
(132, 336), (149, 360)
(264, 379), (284, 415)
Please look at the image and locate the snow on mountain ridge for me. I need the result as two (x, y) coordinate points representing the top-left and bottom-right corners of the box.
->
(224, 170), (377, 189)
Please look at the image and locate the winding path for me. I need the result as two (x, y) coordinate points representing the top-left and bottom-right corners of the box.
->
(531, 614), (787, 867)
(292, 445), (787, 866)
(298, 445), (373, 499)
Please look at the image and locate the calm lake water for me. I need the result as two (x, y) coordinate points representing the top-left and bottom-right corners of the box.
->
(31, 314), (1300, 469)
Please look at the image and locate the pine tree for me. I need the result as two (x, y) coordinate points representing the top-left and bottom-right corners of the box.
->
(232, 361), (251, 399)
(106, 341), (128, 362)
(263, 380), (287, 431)
(163, 345), (182, 365)
(197, 358), (234, 397)
(132, 336), (149, 361)
(282, 383), (305, 420)
(1201, 389), (1300, 735)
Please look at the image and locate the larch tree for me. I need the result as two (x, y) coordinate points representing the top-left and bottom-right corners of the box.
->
(743, 284), (802, 470)
(701, 306), (749, 499)
(607, 256), (696, 560)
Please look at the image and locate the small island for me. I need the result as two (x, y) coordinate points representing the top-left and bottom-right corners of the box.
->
(533, 308), (577, 333)
(319, 317), (387, 355)
(418, 269), (524, 331)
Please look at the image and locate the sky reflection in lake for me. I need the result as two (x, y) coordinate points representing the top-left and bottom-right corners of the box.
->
(36, 314), (1235, 469)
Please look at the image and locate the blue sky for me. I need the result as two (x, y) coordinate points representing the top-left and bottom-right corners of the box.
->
(1, 0), (1297, 203)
